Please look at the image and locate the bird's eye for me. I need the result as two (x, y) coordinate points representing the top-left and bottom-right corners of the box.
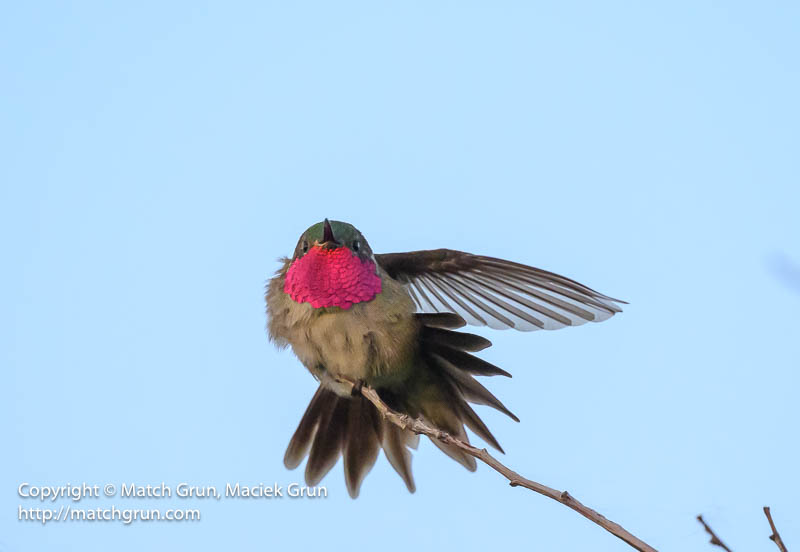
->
(302, 240), (309, 253)
(352, 240), (360, 252)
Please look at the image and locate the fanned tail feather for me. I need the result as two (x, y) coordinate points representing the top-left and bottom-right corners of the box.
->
(285, 388), (417, 498)
(283, 312), (518, 496)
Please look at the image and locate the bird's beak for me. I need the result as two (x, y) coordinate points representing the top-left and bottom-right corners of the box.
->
(318, 218), (340, 249)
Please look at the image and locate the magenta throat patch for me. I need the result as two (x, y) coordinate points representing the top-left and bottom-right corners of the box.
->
(284, 246), (382, 309)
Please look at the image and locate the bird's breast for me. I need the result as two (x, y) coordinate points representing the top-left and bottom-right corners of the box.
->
(269, 270), (418, 392)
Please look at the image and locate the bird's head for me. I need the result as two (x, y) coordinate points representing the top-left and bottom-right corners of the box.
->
(283, 219), (382, 310)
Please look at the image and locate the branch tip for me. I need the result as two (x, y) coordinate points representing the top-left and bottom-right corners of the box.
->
(697, 514), (734, 552)
(763, 507), (788, 552)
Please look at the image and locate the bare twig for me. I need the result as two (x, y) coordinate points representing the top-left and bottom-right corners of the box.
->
(698, 509), (791, 552)
(697, 515), (734, 552)
(335, 376), (657, 552)
(764, 507), (788, 552)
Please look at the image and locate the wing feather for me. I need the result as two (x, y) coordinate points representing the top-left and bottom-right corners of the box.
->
(422, 274), (489, 327)
(377, 249), (624, 332)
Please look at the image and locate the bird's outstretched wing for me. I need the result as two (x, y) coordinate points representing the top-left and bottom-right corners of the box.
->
(376, 249), (625, 331)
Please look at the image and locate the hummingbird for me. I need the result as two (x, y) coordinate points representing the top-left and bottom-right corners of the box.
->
(266, 219), (623, 498)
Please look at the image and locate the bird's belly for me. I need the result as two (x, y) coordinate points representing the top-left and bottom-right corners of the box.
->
(287, 294), (417, 393)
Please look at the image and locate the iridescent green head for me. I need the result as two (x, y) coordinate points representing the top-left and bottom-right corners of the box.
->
(292, 219), (374, 260)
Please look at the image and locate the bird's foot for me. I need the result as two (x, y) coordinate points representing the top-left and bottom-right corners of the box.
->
(351, 379), (365, 397)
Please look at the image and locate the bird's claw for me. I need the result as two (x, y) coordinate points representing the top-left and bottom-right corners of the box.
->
(351, 379), (364, 397)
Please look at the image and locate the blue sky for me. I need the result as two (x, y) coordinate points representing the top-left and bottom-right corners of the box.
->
(2, 2), (798, 551)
